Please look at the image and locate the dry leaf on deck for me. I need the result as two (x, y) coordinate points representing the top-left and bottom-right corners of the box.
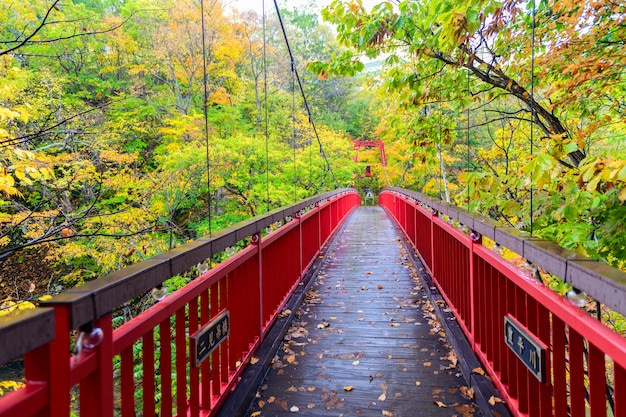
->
(472, 367), (485, 375)
(489, 395), (503, 405)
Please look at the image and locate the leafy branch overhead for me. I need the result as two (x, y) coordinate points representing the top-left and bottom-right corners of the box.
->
(311, 0), (626, 266)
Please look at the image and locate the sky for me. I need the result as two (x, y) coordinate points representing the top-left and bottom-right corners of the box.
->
(227, 0), (331, 15)
(227, 0), (382, 16)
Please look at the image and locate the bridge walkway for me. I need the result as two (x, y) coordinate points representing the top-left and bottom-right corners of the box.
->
(244, 206), (484, 416)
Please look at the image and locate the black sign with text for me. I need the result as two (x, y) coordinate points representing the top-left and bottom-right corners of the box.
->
(504, 315), (546, 382)
(190, 310), (229, 368)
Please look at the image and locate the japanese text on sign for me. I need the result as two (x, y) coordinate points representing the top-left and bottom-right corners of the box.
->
(504, 315), (546, 382)
(190, 310), (229, 368)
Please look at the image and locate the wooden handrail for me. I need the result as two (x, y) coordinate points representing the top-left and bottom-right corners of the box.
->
(37, 189), (356, 329)
(384, 187), (626, 316)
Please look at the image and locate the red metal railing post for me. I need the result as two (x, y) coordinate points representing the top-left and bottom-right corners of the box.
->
(79, 315), (114, 417)
(469, 234), (480, 350)
(47, 306), (71, 416)
(254, 232), (263, 341)
(430, 208), (437, 278)
(297, 211), (303, 283)
(23, 307), (71, 417)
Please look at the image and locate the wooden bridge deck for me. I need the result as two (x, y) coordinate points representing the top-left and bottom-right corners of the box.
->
(244, 206), (484, 416)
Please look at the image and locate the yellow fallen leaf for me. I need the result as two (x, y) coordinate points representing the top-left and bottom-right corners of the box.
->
(307, 387), (316, 392)
(390, 323), (400, 327)
(460, 386), (475, 399)
(287, 386), (297, 392)
(434, 400), (447, 408)
(307, 403), (315, 409)
(382, 410), (394, 416)
(251, 412), (261, 417)
(415, 381), (421, 386)
(343, 385), (354, 391)
(290, 405), (299, 412)
(472, 367), (485, 375)
(423, 361), (432, 367)
(251, 357), (259, 364)
(488, 395), (503, 405)
(378, 392), (387, 401)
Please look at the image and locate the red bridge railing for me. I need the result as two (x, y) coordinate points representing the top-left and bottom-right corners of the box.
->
(0, 189), (360, 417)
(380, 188), (626, 417)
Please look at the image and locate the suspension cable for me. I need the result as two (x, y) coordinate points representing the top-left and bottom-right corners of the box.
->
(292, 63), (297, 202)
(200, 0), (212, 234)
(529, 0), (536, 235)
(273, 0), (339, 189)
(466, 66), (471, 211)
(263, 0), (270, 212)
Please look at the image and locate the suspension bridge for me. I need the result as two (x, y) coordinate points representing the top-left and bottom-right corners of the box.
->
(0, 188), (625, 416)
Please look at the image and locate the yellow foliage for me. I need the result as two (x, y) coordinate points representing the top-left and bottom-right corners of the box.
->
(99, 149), (139, 165)
(208, 87), (231, 106)
(0, 380), (25, 396)
(0, 299), (36, 316)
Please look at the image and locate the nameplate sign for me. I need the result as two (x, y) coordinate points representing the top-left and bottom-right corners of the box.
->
(190, 310), (229, 368)
(504, 315), (546, 382)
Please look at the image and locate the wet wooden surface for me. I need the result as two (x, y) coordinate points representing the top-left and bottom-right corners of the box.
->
(245, 206), (482, 416)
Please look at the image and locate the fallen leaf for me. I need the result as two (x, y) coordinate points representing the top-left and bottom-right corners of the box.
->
(251, 412), (261, 417)
(287, 386), (297, 392)
(472, 367), (485, 375)
(488, 395), (503, 405)
(456, 404), (476, 417)
(290, 405), (299, 412)
(307, 387), (316, 392)
(390, 323), (400, 327)
(378, 392), (387, 401)
(423, 362), (432, 367)
(415, 381), (421, 386)
(268, 396), (275, 403)
(433, 400), (447, 408)
(352, 360), (360, 365)
(287, 355), (296, 363)
(307, 403), (315, 409)
(460, 386), (475, 399)
(251, 357), (259, 364)
(343, 385), (354, 391)
(382, 410), (394, 416)
(378, 285), (384, 289)
(258, 400), (266, 408)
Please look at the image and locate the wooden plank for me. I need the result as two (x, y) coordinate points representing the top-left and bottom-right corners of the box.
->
(246, 207), (483, 417)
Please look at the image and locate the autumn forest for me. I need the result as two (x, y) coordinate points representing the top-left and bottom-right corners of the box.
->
(0, 0), (624, 311)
